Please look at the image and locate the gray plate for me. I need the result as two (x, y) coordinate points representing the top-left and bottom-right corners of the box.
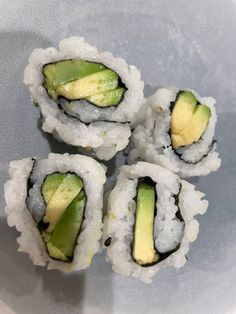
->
(0, 1), (235, 313)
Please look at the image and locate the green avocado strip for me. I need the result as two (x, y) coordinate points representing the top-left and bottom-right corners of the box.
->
(43, 59), (126, 107)
(39, 172), (86, 262)
(132, 182), (159, 266)
(46, 190), (86, 261)
(171, 90), (211, 149)
(43, 59), (106, 100)
(42, 173), (66, 205)
(43, 174), (83, 233)
(85, 87), (125, 107)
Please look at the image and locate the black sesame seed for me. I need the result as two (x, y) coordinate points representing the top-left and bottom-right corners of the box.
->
(104, 237), (112, 247)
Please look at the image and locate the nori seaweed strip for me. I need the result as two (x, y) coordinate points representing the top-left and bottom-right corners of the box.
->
(173, 140), (217, 165)
(154, 244), (181, 264)
(174, 183), (183, 222)
(37, 220), (49, 232)
(152, 120), (157, 138)
(26, 159), (49, 227)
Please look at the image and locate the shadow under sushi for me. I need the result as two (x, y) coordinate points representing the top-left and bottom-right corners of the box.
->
(35, 250), (114, 313)
(0, 216), (88, 311)
(0, 28), (53, 301)
(37, 116), (79, 155)
(0, 29), (90, 313)
(103, 150), (127, 192)
(0, 218), (38, 296)
(36, 267), (86, 308)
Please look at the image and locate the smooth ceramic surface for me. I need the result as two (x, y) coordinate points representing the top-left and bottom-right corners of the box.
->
(0, 1), (235, 313)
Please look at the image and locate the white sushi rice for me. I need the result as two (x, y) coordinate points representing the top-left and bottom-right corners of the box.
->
(103, 162), (208, 283)
(24, 37), (144, 160)
(129, 88), (221, 177)
(4, 153), (106, 272)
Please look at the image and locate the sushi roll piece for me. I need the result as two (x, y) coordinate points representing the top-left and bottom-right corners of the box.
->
(103, 162), (208, 283)
(24, 37), (144, 160)
(129, 88), (221, 177)
(4, 153), (106, 271)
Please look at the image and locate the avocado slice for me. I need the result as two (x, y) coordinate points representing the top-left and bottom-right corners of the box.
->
(171, 104), (211, 149)
(43, 174), (83, 232)
(56, 69), (118, 100)
(47, 242), (68, 261)
(85, 87), (125, 107)
(132, 182), (159, 266)
(47, 190), (86, 261)
(43, 60), (106, 100)
(171, 91), (197, 135)
(42, 173), (66, 205)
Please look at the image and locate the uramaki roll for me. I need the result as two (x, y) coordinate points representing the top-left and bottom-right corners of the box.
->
(4, 153), (106, 271)
(129, 88), (221, 177)
(103, 162), (208, 283)
(24, 37), (144, 160)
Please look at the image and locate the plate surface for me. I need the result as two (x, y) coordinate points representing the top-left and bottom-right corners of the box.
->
(0, 1), (236, 313)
